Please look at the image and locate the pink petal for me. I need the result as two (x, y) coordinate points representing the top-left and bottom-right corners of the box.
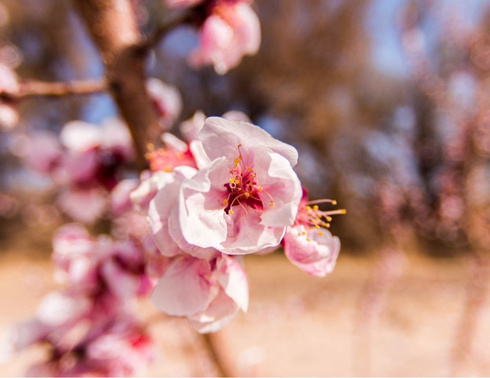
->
(284, 226), (340, 278)
(110, 179), (140, 216)
(178, 158), (229, 249)
(57, 187), (107, 224)
(188, 288), (240, 333)
(60, 121), (101, 151)
(37, 292), (91, 326)
(217, 255), (249, 311)
(199, 117), (298, 166)
(255, 151), (302, 227)
(150, 256), (218, 316)
(220, 207), (285, 254)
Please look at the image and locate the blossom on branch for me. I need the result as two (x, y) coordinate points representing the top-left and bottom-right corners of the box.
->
(165, 0), (260, 74)
(23, 119), (135, 224)
(146, 78), (182, 130)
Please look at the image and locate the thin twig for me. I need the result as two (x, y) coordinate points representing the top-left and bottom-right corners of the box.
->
(202, 332), (233, 377)
(0, 79), (107, 102)
(450, 252), (489, 376)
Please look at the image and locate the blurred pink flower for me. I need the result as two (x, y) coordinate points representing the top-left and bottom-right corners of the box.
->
(52, 224), (151, 301)
(190, 1), (261, 75)
(23, 119), (136, 224)
(146, 78), (182, 130)
(57, 186), (107, 225)
(150, 253), (248, 333)
(174, 117), (302, 254)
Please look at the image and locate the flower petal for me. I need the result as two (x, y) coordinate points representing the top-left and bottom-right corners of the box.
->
(150, 257), (217, 316)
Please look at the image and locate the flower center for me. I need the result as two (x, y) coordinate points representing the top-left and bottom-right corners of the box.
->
(222, 144), (274, 215)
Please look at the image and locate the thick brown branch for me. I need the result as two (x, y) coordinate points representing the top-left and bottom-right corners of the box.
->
(5, 79), (107, 100)
(73, 0), (162, 169)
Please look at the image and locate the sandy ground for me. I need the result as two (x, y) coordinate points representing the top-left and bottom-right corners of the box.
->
(1, 247), (490, 376)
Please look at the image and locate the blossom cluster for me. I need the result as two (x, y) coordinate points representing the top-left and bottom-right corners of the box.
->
(132, 114), (343, 332)
(21, 78), (182, 225)
(1, 224), (154, 376)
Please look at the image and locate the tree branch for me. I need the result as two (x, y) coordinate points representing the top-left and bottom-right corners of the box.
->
(73, 0), (162, 169)
(202, 332), (233, 377)
(2, 79), (107, 100)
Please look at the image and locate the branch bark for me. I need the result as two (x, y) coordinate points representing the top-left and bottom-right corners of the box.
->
(5, 79), (106, 100)
(73, 0), (162, 169)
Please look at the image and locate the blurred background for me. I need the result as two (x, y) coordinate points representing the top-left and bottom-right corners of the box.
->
(1, 0), (490, 376)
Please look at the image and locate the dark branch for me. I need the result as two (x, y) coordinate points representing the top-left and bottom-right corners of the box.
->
(73, 0), (163, 170)
(1, 79), (107, 101)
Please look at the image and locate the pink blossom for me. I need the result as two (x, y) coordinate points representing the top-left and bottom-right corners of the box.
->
(24, 316), (155, 377)
(57, 186), (107, 225)
(190, 1), (261, 75)
(282, 192), (343, 277)
(180, 110), (251, 142)
(147, 166), (217, 260)
(52, 224), (150, 300)
(83, 321), (155, 376)
(110, 178), (140, 216)
(147, 78), (182, 129)
(150, 253), (248, 333)
(180, 110), (207, 141)
(172, 117), (302, 254)
(25, 119), (137, 224)
(22, 130), (62, 174)
(283, 225), (340, 278)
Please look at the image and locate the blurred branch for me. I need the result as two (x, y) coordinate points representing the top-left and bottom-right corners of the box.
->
(2, 79), (106, 100)
(73, 0), (162, 169)
(202, 332), (233, 377)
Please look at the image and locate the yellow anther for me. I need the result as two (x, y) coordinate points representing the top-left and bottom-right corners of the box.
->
(244, 192), (250, 198)
(229, 210), (234, 215)
(332, 200), (337, 205)
(234, 158), (240, 164)
(315, 225), (320, 229)
(313, 205), (319, 211)
(305, 206), (312, 211)
(306, 238), (311, 242)
(269, 201), (275, 207)
(222, 199), (228, 205)
(257, 186), (263, 192)
(326, 216), (332, 222)
(318, 232), (324, 236)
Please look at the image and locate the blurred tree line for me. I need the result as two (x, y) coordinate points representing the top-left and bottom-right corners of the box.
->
(0, 0), (488, 256)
